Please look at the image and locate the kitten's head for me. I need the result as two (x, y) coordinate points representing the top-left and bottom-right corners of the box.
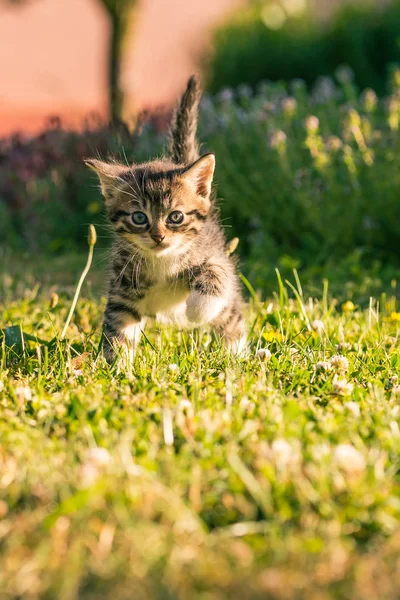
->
(86, 154), (215, 256)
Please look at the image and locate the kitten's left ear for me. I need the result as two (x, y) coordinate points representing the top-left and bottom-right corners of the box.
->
(181, 153), (215, 199)
(85, 159), (127, 200)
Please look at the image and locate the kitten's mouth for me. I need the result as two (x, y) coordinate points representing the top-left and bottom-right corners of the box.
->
(151, 243), (170, 253)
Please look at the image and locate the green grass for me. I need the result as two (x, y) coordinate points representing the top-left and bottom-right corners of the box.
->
(1, 257), (400, 599)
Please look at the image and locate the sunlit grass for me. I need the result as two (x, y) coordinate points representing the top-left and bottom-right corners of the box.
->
(1, 259), (400, 598)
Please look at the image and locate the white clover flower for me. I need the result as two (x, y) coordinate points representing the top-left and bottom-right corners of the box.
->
(79, 463), (99, 488)
(86, 447), (110, 467)
(311, 319), (324, 335)
(311, 442), (331, 461)
(334, 444), (366, 474)
(332, 376), (353, 396)
(179, 399), (192, 410)
(391, 375), (399, 383)
(15, 386), (32, 403)
(329, 355), (349, 372)
(392, 385), (400, 395)
(316, 361), (332, 372)
(344, 401), (360, 418)
(239, 396), (255, 412)
(336, 342), (351, 352)
(168, 364), (179, 372)
(256, 348), (272, 361)
(289, 347), (299, 357)
(79, 447), (110, 488)
(271, 439), (293, 466)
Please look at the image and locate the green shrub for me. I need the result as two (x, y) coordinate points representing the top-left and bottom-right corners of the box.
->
(208, 1), (400, 96)
(200, 69), (400, 292)
(2, 71), (400, 297)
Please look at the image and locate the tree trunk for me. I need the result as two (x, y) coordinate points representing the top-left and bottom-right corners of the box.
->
(108, 10), (125, 124)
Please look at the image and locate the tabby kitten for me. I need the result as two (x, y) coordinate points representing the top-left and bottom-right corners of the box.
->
(86, 76), (246, 363)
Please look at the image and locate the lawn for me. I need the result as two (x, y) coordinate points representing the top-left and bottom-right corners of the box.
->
(1, 253), (400, 599)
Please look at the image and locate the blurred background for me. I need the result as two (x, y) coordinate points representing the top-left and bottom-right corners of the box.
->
(2, 0), (400, 298)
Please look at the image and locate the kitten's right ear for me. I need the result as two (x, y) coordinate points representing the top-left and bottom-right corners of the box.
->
(85, 159), (126, 200)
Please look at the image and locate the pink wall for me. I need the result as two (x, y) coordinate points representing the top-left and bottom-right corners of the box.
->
(0, 0), (240, 136)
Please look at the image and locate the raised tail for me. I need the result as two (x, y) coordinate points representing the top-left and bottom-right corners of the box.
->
(168, 75), (201, 164)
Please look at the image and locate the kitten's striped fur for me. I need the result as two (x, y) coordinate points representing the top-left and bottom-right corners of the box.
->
(86, 76), (246, 363)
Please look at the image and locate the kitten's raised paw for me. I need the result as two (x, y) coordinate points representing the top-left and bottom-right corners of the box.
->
(186, 292), (226, 325)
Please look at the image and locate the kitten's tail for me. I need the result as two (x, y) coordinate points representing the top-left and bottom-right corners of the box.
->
(168, 75), (201, 164)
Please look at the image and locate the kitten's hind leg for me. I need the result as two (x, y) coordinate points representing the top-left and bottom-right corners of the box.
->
(212, 301), (247, 356)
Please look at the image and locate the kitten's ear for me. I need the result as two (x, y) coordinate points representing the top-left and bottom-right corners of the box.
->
(181, 153), (215, 199)
(85, 159), (126, 199)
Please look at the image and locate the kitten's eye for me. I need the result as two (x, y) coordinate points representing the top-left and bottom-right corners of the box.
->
(168, 211), (184, 224)
(132, 211), (148, 225)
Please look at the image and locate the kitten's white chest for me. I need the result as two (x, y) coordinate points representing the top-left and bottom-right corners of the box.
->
(136, 280), (190, 326)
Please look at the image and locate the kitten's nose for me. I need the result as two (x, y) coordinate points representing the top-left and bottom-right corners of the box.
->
(151, 233), (165, 244)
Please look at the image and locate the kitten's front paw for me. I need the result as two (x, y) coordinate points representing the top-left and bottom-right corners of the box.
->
(186, 292), (226, 325)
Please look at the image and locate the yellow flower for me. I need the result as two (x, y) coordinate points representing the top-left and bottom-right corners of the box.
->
(389, 312), (400, 323)
(342, 301), (355, 313)
(263, 330), (283, 342)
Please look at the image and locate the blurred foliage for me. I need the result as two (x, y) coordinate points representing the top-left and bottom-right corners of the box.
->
(3, 70), (400, 296)
(203, 69), (400, 295)
(208, 0), (400, 96)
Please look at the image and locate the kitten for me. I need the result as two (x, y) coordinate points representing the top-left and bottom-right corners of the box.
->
(86, 76), (246, 363)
